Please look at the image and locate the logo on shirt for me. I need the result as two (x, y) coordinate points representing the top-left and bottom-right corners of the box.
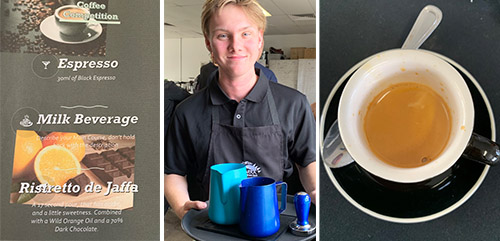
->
(242, 161), (261, 177)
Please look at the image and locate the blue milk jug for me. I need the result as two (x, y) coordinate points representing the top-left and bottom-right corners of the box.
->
(239, 177), (287, 238)
(208, 163), (247, 225)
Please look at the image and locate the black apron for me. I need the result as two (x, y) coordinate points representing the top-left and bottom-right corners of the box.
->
(201, 87), (285, 199)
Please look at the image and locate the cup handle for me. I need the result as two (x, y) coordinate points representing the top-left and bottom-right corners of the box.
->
(463, 132), (500, 166)
(86, 21), (99, 29)
(276, 182), (287, 213)
(85, 18), (99, 30)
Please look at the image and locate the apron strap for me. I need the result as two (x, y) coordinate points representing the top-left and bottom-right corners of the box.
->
(266, 87), (280, 126)
(203, 106), (219, 200)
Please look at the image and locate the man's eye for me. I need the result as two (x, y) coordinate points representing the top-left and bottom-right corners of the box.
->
(243, 32), (251, 37)
(218, 34), (227, 39)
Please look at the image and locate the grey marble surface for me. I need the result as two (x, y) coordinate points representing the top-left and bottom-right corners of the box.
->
(320, 1), (500, 240)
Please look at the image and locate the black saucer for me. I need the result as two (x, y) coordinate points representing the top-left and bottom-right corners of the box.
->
(322, 55), (493, 222)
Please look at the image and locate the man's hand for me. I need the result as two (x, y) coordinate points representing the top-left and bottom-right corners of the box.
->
(296, 162), (317, 204)
(165, 174), (208, 219)
(309, 189), (316, 205)
(174, 200), (208, 219)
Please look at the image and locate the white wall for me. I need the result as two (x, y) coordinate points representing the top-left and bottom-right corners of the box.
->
(269, 59), (316, 105)
(269, 59), (298, 89)
(164, 38), (210, 82)
(164, 38), (181, 81)
(181, 38), (211, 81)
(164, 33), (316, 81)
(263, 34), (316, 57)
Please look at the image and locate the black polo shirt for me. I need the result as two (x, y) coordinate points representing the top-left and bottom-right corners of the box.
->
(165, 70), (315, 199)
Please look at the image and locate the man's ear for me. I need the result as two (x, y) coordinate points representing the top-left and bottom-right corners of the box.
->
(205, 36), (212, 52)
(258, 30), (264, 50)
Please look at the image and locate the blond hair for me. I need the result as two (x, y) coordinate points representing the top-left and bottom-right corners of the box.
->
(201, 0), (267, 38)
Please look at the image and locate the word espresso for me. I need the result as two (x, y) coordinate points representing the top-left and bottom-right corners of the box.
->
(58, 58), (119, 72)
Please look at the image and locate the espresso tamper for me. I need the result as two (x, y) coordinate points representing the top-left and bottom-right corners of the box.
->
(289, 192), (316, 236)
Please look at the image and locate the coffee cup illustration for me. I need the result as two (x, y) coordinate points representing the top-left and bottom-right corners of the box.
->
(54, 5), (90, 36)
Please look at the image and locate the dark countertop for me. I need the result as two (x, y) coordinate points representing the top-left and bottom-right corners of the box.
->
(320, 1), (500, 240)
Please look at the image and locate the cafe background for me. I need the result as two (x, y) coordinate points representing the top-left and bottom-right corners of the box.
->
(164, 0), (316, 240)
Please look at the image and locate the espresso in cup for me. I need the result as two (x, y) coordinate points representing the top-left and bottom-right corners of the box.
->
(58, 8), (87, 20)
(54, 5), (89, 36)
(339, 49), (500, 183)
(339, 49), (476, 183)
(364, 80), (452, 168)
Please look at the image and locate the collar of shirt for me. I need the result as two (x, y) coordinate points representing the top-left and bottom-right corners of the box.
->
(209, 68), (269, 106)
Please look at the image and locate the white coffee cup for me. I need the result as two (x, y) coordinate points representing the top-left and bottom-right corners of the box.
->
(54, 5), (89, 36)
(338, 49), (491, 183)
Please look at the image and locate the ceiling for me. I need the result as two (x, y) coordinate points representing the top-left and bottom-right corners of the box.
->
(165, 0), (316, 38)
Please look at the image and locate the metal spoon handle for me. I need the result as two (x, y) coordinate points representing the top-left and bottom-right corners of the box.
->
(402, 5), (442, 50)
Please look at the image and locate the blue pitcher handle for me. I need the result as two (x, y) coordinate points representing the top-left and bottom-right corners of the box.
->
(276, 181), (287, 213)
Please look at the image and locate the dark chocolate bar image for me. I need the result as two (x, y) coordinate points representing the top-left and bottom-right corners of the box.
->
(12, 134), (136, 210)
(65, 173), (91, 196)
(82, 147), (135, 186)
(117, 147), (135, 163)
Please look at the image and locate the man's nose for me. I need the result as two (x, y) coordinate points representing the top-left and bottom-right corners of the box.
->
(229, 35), (243, 51)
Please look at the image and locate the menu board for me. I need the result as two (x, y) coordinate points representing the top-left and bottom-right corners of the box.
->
(0, 0), (160, 240)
